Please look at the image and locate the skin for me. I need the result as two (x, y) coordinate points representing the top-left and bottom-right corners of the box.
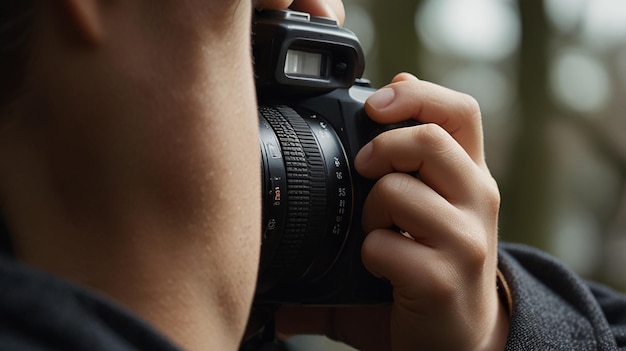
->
(275, 74), (509, 351)
(1, 1), (259, 350)
(0, 0), (508, 350)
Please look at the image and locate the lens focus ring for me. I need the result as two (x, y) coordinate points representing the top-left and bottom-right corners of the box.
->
(259, 106), (327, 280)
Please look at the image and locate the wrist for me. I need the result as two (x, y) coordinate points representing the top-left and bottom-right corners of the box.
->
(478, 268), (512, 351)
(470, 268), (512, 351)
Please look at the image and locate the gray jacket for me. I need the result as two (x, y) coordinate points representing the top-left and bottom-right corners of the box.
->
(500, 243), (626, 350)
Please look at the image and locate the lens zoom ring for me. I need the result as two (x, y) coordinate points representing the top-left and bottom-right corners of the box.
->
(261, 106), (328, 278)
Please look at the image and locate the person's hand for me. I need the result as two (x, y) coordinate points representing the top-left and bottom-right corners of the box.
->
(357, 73), (508, 350)
(274, 73), (509, 351)
(255, 0), (345, 25)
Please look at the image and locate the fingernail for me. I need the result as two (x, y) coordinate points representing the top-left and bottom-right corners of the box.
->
(367, 87), (395, 110)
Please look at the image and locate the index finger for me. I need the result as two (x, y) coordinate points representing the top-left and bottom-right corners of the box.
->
(365, 73), (486, 169)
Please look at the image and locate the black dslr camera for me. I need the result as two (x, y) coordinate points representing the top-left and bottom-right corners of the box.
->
(254, 10), (404, 305)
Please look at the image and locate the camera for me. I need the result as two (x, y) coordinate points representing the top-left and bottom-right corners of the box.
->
(254, 10), (408, 304)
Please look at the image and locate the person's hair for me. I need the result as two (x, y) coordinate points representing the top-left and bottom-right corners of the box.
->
(1, 0), (40, 108)
(0, 0), (40, 254)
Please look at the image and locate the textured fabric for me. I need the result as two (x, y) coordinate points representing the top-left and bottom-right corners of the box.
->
(0, 255), (181, 351)
(499, 243), (626, 351)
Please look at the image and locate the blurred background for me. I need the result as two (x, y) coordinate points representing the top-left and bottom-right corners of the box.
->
(343, 0), (626, 291)
(285, 0), (626, 349)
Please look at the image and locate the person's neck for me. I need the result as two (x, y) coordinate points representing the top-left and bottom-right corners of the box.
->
(11, 211), (248, 351)
(0, 126), (250, 350)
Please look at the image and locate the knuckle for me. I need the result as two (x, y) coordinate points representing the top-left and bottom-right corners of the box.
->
(375, 173), (414, 197)
(459, 93), (482, 121)
(455, 178), (500, 271)
(463, 234), (489, 270)
(471, 174), (501, 217)
(369, 130), (389, 151)
(412, 123), (451, 153)
(483, 177), (501, 213)
(453, 215), (491, 271)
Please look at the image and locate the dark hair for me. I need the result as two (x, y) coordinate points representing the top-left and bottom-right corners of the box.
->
(1, 1), (40, 254)
(0, 0), (40, 108)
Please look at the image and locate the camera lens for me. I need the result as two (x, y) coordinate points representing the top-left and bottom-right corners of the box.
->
(257, 105), (353, 293)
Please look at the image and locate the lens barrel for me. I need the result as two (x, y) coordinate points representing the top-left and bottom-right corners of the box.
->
(258, 105), (353, 293)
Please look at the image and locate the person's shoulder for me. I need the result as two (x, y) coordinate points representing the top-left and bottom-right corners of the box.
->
(498, 242), (625, 350)
(0, 255), (181, 351)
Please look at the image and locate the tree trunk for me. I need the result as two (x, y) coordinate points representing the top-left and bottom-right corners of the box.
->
(369, 0), (423, 85)
(499, 0), (554, 248)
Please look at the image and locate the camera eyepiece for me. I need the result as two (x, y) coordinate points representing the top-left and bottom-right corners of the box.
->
(253, 9), (365, 97)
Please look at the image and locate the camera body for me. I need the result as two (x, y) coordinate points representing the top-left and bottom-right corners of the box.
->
(254, 10), (401, 304)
